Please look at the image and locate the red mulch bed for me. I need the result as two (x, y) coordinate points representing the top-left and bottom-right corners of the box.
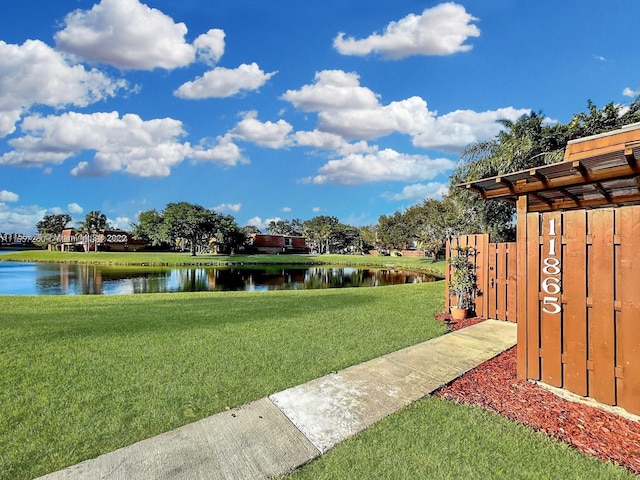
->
(432, 314), (640, 474)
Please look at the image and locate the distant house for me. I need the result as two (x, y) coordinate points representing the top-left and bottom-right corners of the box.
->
(247, 234), (310, 254)
(60, 229), (147, 252)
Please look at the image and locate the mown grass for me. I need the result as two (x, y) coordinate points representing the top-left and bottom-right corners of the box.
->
(284, 397), (635, 480)
(3, 256), (630, 479)
(0, 250), (446, 277)
(0, 282), (447, 480)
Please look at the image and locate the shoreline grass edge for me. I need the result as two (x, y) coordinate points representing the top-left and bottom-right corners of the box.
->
(0, 251), (446, 277)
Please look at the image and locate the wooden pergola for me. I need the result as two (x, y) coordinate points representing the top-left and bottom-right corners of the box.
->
(459, 122), (640, 213)
(454, 122), (640, 416)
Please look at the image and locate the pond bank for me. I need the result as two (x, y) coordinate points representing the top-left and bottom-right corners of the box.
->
(0, 251), (446, 277)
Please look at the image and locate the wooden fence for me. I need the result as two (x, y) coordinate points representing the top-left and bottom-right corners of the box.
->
(518, 205), (640, 416)
(445, 234), (516, 322)
(486, 241), (518, 322)
(448, 214), (640, 415)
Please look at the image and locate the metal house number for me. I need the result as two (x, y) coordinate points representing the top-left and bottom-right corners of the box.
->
(542, 218), (562, 314)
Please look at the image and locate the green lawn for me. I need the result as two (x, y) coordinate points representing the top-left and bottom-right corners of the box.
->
(1, 282), (447, 480)
(1, 264), (631, 479)
(284, 397), (634, 479)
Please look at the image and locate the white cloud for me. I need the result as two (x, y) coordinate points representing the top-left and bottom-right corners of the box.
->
(312, 207), (321, 213)
(47, 207), (65, 215)
(1, 111), (244, 177)
(282, 207), (292, 213)
(317, 97), (529, 152)
(0, 39), (126, 137)
(292, 130), (377, 156)
(54, 0), (197, 70)
(336, 141), (378, 156)
(0, 110), (22, 139)
(175, 63), (277, 99)
(2, 111), (187, 176)
(245, 216), (265, 230)
(293, 130), (348, 150)
(67, 202), (84, 214)
(190, 134), (245, 166)
(411, 107), (530, 153)
(623, 87), (640, 98)
(194, 29), (226, 65)
(0, 203), (49, 234)
(245, 216), (281, 232)
(333, 3), (480, 59)
(318, 96), (434, 140)
(283, 70), (527, 153)
(308, 148), (456, 185)
(230, 111), (293, 148)
(294, 131), (367, 155)
(214, 203), (242, 213)
(282, 70), (416, 140)
(108, 216), (132, 230)
(382, 182), (449, 201)
(281, 70), (379, 111)
(0, 190), (19, 202)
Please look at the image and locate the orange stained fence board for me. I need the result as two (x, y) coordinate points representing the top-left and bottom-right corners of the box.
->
(474, 234), (489, 319)
(517, 197), (529, 379)
(539, 211), (563, 387)
(617, 207), (640, 415)
(561, 210), (588, 396)
(587, 209), (617, 406)
(486, 242), (518, 322)
(526, 212), (541, 380)
(487, 242), (498, 319)
(496, 242), (508, 321)
(505, 243), (518, 322)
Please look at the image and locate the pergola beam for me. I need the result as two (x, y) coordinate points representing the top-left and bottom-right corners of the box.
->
(465, 183), (487, 199)
(592, 182), (612, 202)
(558, 187), (581, 204)
(530, 169), (550, 187)
(531, 192), (553, 207)
(496, 176), (515, 193)
(527, 192), (640, 212)
(463, 162), (640, 201)
(625, 142), (640, 167)
(458, 128), (640, 213)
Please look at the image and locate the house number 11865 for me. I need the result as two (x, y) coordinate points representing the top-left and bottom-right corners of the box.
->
(542, 218), (562, 314)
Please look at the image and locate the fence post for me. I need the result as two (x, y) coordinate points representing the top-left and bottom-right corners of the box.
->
(517, 196), (529, 380)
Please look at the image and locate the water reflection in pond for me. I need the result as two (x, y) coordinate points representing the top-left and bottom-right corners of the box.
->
(0, 262), (440, 295)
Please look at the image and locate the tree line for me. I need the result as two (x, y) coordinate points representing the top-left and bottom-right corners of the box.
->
(30, 99), (640, 257)
(448, 98), (640, 241)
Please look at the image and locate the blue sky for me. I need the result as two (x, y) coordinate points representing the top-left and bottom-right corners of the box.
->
(1, 0), (639, 234)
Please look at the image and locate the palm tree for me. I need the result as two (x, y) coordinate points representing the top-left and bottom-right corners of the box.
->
(449, 111), (566, 241)
(78, 211), (108, 252)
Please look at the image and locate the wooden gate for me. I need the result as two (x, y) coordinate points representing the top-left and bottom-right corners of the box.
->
(518, 205), (640, 415)
(486, 241), (517, 322)
(445, 235), (516, 322)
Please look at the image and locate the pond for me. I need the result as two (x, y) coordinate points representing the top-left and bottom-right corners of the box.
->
(0, 262), (439, 295)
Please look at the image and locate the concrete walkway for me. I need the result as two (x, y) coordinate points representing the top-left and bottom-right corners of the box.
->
(37, 320), (517, 480)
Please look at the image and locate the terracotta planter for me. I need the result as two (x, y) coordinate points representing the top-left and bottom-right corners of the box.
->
(450, 307), (468, 321)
